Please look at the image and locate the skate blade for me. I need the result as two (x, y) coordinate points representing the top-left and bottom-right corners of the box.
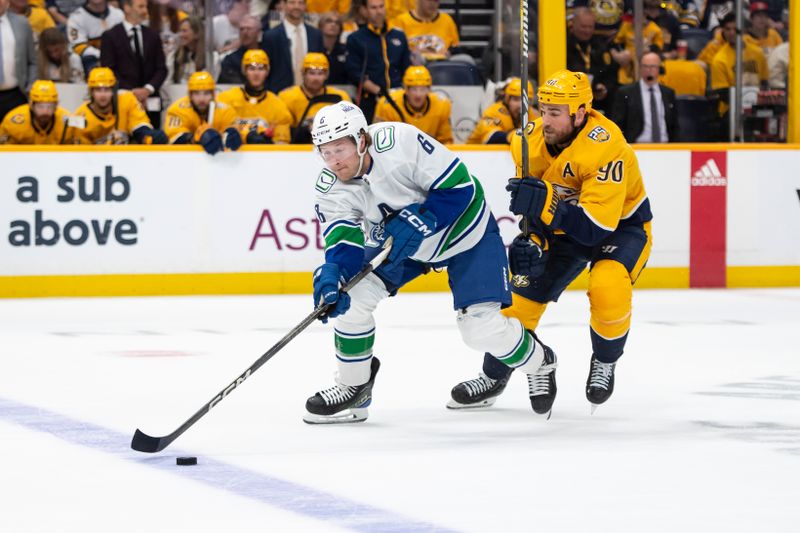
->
(446, 397), (497, 410)
(590, 404), (599, 415)
(303, 407), (368, 425)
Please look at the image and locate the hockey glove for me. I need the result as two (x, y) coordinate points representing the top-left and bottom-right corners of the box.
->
(507, 177), (564, 229)
(383, 204), (437, 266)
(246, 129), (273, 144)
(313, 263), (351, 323)
(508, 232), (549, 280)
(223, 127), (242, 151)
(149, 129), (168, 144)
(199, 128), (223, 155)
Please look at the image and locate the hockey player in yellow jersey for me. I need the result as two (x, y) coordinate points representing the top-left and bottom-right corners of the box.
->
(450, 70), (653, 415)
(278, 52), (351, 144)
(73, 67), (167, 145)
(466, 77), (538, 144)
(374, 65), (453, 144)
(164, 71), (243, 155)
(0, 81), (77, 145)
(217, 49), (292, 144)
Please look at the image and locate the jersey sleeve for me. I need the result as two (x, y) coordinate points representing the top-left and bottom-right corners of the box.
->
(315, 172), (365, 279)
(269, 97), (293, 144)
(67, 15), (94, 57)
(164, 103), (194, 142)
(123, 93), (152, 133)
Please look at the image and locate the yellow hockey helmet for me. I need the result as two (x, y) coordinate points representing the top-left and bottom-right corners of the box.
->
(188, 71), (216, 92)
(302, 52), (329, 71)
(242, 49), (270, 69)
(87, 67), (117, 88)
(402, 65), (432, 87)
(504, 77), (533, 98)
(537, 69), (593, 114)
(30, 80), (59, 103)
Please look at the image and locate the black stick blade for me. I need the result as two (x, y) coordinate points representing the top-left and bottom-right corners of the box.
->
(131, 429), (171, 453)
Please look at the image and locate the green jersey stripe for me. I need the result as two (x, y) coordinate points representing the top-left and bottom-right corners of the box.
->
(324, 225), (365, 251)
(434, 162), (472, 190)
(335, 332), (375, 358)
(439, 176), (486, 255)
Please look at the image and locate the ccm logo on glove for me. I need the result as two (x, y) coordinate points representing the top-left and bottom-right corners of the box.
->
(398, 209), (434, 237)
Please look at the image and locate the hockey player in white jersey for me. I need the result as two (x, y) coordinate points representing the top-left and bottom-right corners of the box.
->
(304, 101), (556, 424)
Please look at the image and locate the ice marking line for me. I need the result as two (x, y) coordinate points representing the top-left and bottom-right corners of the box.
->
(0, 396), (460, 533)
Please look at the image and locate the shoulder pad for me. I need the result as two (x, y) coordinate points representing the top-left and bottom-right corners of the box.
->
(315, 168), (338, 194)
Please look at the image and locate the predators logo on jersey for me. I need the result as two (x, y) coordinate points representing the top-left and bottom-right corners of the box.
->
(217, 87), (293, 144)
(73, 92), (151, 144)
(164, 97), (238, 142)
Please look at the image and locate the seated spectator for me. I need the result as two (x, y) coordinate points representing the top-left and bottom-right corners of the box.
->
(567, 0), (625, 40)
(660, 58), (707, 96)
(319, 11), (347, 84)
(218, 14), (262, 83)
(374, 65), (452, 144)
(46, 0), (84, 28)
(67, 0), (124, 74)
(279, 52), (350, 143)
(148, 0), (187, 59)
(37, 27), (84, 82)
(218, 49), (293, 144)
(167, 16), (219, 83)
(213, 0), (250, 54)
(391, 0), (459, 62)
(643, 0), (681, 57)
(259, 0), (285, 31)
(341, 0), (365, 41)
(261, 0), (324, 93)
(767, 40), (789, 89)
(696, 27), (725, 68)
(466, 77), (537, 144)
(0, 0), (36, 123)
(611, 52), (679, 143)
(9, 0), (54, 43)
(73, 67), (168, 144)
(0, 80), (76, 144)
(612, 5), (664, 85)
(566, 7), (617, 114)
(164, 70), (243, 154)
(745, 1), (783, 55)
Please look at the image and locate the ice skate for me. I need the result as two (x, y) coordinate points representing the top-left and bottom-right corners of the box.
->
(304, 357), (380, 424)
(527, 343), (557, 419)
(447, 372), (509, 409)
(586, 356), (616, 414)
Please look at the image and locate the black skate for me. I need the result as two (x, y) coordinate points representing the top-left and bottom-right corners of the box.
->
(527, 342), (557, 418)
(586, 356), (616, 413)
(447, 372), (509, 409)
(304, 357), (380, 424)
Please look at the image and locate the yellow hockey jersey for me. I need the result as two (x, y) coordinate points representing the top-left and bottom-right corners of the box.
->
(278, 85), (351, 129)
(164, 96), (238, 142)
(510, 110), (650, 234)
(374, 88), (453, 144)
(466, 101), (538, 144)
(217, 87), (293, 144)
(0, 104), (76, 144)
(73, 91), (151, 144)
(391, 11), (459, 60)
(614, 20), (664, 84)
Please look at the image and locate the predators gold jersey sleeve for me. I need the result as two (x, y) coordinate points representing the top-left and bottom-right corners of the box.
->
(0, 105), (77, 144)
(374, 89), (453, 144)
(511, 110), (649, 237)
(164, 96), (238, 142)
(74, 92), (151, 144)
(278, 85), (351, 129)
(467, 101), (538, 144)
(218, 87), (293, 144)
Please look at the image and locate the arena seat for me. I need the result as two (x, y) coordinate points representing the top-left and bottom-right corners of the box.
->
(675, 95), (718, 141)
(427, 61), (484, 86)
(680, 28), (713, 60)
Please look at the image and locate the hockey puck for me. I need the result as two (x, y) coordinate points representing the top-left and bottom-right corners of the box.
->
(176, 456), (197, 466)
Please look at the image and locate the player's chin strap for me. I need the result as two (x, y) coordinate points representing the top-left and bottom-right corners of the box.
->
(354, 130), (368, 177)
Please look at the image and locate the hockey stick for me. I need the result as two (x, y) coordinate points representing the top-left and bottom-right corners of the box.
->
(519, 0), (531, 236)
(381, 87), (407, 123)
(131, 238), (393, 453)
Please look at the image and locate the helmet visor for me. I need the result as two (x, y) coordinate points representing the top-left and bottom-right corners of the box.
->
(318, 140), (358, 165)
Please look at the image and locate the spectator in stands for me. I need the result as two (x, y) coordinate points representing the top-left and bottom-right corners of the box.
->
(391, 0), (459, 63)
(611, 52), (679, 143)
(47, 0), (84, 28)
(0, 0), (36, 122)
(566, 0), (624, 40)
(466, 77), (537, 144)
(67, 0), (124, 74)
(612, 2), (664, 86)
(218, 49), (293, 144)
(279, 52), (350, 143)
(37, 27), (84, 82)
(305, 0), (349, 26)
(566, 7), (617, 114)
(643, 0), (681, 57)
(767, 40), (789, 89)
(259, 0), (285, 31)
(167, 16), (218, 83)
(660, 58), (707, 96)
(9, 0), (54, 43)
(385, 0), (411, 24)
(341, 0), (366, 41)
(745, 1), (783, 55)
(218, 14), (261, 83)
(0, 80), (76, 144)
(148, 0), (186, 59)
(374, 65), (453, 144)
(164, 71), (242, 154)
(261, 0), (324, 93)
(345, 0), (410, 122)
(319, 11), (347, 84)
(213, 0), (250, 54)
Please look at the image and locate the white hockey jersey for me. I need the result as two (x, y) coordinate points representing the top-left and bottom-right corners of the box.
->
(67, 6), (124, 58)
(314, 122), (491, 271)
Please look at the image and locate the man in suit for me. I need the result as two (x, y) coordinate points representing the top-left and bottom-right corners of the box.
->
(261, 0), (323, 94)
(0, 0), (36, 122)
(100, 0), (166, 125)
(611, 52), (679, 143)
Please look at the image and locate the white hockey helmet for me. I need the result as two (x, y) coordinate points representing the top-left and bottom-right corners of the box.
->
(311, 101), (368, 148)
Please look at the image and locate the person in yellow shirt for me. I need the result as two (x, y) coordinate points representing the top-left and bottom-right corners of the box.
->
(0, 80), (76, 144)
(278, 52), (351, 143)
(449, 70), (652, 416)
(218, 49), (293, 144)
(306, 0), (350, 16)
(164, 71), (243, 154)
(391, 0), (458, 61)
(73, 67), (167, 144)
(745, 2), (783, 56)
(466, 77), (538, 144)
(374, 65), (452, 144)
(660, 58), (706, 96)
(9, 0), (55, 39)
(612, 15), (664, 84)
(696, 27), (724, 67)
(711, 14), (768, 117)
